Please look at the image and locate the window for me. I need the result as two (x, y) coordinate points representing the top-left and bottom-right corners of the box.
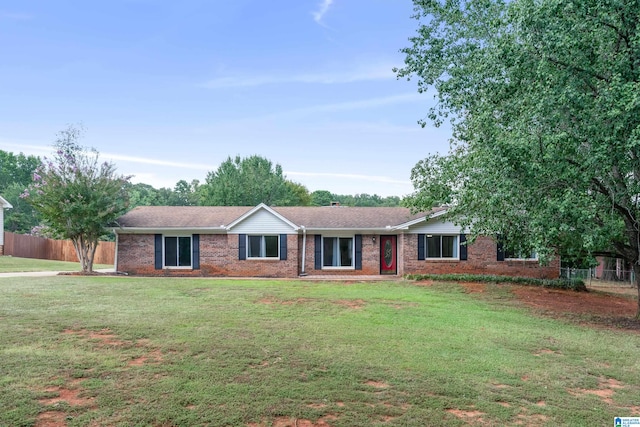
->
(247, 235), (279, 258)
(505, 249), (537, 260)
(426, 235), (458, 259)
(323, 237), (353, 267)
(164, 236), (192, 267)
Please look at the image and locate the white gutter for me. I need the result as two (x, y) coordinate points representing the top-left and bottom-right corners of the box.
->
(113, 230), (119, 271)
(300, 226), (307, 276)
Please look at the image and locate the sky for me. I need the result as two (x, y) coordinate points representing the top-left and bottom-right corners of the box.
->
(0, 0), (451, 198)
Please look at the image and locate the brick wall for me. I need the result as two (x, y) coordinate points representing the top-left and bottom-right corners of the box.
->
(300, 234), (380, 276)
(0, 244), (3, 256)
(117, 233), (558, 279)
(117, 234), (299, 277)
(402, 235), (559, 279)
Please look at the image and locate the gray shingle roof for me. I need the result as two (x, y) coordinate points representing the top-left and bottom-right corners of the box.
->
(115, 205), (446, 230)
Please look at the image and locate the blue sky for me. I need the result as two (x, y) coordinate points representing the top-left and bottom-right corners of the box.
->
(0, 0), (451, 197)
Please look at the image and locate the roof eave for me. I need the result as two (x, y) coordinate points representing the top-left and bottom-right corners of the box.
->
(114, 227), (228, 234)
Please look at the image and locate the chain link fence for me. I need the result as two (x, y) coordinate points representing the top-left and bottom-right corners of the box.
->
(560, 265), (636, 290)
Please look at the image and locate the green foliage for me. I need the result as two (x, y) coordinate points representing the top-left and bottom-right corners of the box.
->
(1, 182), (40, 233)
(22, 126), (130, 272)
(0, 150), (42, 233)
(311, 190), (402, 207)
(200, 155), (310, 206)
(396, 0), (640, 314)
(0, 150), (41, 190)
(405, 273), (587, 291)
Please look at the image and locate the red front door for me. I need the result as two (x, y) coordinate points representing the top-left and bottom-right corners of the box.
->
(380, 235), (397, 275)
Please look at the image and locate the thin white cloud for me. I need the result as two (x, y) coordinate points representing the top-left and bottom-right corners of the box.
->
(312, 0), (334, 25)
(286, 170), (410, 186)
(259, 92), (423, 120)
(102, 152), (211, 171)
(202, 62), (396, 89)
(0, 142), (212, 171)
(0, 11), (33, 20)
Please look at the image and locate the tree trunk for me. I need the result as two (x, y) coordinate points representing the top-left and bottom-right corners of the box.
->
(71, 235), (97, 273)
(634, 263), (640, 320)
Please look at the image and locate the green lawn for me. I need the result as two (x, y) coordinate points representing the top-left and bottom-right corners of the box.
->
(1, 277), (638, 426)
(0, 256), (113, 272)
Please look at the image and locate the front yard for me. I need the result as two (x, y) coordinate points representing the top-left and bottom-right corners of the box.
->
(1, 276), (638, 426)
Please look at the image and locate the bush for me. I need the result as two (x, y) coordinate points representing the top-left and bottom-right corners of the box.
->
(404, 273), (587, 292)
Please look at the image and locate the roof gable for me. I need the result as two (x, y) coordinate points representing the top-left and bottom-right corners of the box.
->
(226, 203), (299, 233)
(0, 196), (12, 209)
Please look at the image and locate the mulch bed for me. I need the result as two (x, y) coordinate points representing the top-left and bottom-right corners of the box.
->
(458, 282), (640, 332)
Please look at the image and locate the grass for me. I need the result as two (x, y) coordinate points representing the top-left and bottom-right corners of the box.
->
(0, 256), (113, 273)
(1, 277), (639, 426)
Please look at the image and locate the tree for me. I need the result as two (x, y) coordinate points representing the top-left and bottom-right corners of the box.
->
(200, 155), (308, 206)
(2, 182), (41, 233)
(0, 150), (42, 233)
(311, 190), (334, 206)
(396, 0), (640, 316)
(23, 126), (130, 272)
(0, 150), (41, 190)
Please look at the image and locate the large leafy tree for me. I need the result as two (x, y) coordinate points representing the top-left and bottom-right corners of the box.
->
(0, 150), (42, 233)
(23, 127), (130, 272)
(396, 0), (640, 316)
(200, 155), (310, 206)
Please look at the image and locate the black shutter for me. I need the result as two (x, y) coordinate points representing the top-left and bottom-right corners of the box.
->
(459, 234), (467, 261)
(192, 234), (200, 269)
(280, 234), (287, 260)
(355, 234), (362, 270)
(154, 234), (163, 269)
(239, 234), (246, 260)
(314, 235), (322, 269)
(417, 234), (425, 260)
(497, 236), (505, 261)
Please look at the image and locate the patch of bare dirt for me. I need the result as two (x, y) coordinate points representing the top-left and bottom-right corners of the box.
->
(35, 411), (67, 427)
(365, 380), (389, 389)
(446, 408), (486, 423)
(34, 330), (165, 426)
(569, 376), (626, 405)
(334, 299), (366, 309)
(510, 285), (640, 331)
(247, 415), (337, 427)
(459, 282), (488, 293)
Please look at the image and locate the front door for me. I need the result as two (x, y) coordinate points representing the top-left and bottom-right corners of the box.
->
(380, 235), (397, 275)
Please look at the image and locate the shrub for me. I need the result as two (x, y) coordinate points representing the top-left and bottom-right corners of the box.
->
(404, 273), (587, 292)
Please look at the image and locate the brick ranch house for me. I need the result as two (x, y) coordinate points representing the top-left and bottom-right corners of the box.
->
(0, 195), (12, 256)
(113, 203), (559, 279)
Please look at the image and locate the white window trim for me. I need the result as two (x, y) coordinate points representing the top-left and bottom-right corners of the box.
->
(425, 234), (460, 260)
(322, 236), (355, 269)
(505, 251), (538, 261)
(163, 235), (193, 269)
(246, 235), (280, 259)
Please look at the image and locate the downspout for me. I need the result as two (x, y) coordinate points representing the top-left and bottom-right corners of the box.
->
(300, 226), (307, 276)
(113, 230), (119, 273)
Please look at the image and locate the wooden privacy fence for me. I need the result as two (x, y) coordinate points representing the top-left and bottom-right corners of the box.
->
(3, 232), (115, 265)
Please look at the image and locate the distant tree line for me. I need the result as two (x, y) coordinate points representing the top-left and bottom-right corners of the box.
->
(0, 147), (402, 235)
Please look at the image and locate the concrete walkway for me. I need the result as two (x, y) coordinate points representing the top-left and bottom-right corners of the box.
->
(0, 268), (115, 278)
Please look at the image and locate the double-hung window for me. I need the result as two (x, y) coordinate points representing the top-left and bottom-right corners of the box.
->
(247, 235), (279, 258)
(426, 235), (458, 259)
(164, 236), (192, 267)
(323, 237), (353, 268)
(505, 248), (538, 260)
